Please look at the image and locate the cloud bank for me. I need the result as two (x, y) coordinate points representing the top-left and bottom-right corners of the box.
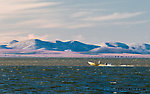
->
(0, 0), (149, 44)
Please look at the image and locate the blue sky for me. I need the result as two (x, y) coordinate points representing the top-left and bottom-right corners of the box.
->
(0, 0), (150, 44)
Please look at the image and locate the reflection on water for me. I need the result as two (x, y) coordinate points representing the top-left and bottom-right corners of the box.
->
(0, 66), (150, 93)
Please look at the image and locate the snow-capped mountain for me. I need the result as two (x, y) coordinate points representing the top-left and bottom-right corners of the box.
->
(105, 42), (129, 49)
(9, 40), (19, 44)
(0, 39), (150, 54)
(89, 42), (150, 54)
(6, 39), (100, 52)
(7, 39), (55, 50)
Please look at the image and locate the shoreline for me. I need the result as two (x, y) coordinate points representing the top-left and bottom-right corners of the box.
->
(0, 58), (149, 67)
(1, 53), (150, 58)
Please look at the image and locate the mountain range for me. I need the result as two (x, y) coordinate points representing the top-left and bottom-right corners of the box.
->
(1, 39), (150, 55)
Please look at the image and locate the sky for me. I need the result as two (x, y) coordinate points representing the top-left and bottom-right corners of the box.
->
(0, 0), (150, 44)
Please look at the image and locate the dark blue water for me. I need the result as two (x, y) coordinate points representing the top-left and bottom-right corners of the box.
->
(0, 66), (150, 93)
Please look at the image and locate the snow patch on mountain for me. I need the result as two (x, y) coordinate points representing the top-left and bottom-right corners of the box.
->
(7, 39), (36, 49)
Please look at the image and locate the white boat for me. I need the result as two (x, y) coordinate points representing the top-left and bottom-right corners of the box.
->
(88, 61), (112, 66)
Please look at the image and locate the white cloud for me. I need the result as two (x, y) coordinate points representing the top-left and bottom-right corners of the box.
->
(83, 12), (144, 21)
(9, 19), (65, 29)
(40, 23), (65, 28)
(71, 11), (91, 18)
(0, 31), (24, 36)
(67, 23), (93, 29)
(0, 31), (26, 43)
(28, 34), (48, 40)
(10, 34), (49, 42)
(72, 35), (84, 41)
(111, 20), (150, 25)
(14, 18), (93, 29)
(0, 0), (61, 14)
(0, 31), (49, 43)
(0, 0), (63, 31)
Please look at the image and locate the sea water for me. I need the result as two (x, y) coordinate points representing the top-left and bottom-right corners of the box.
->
(0, 66), (150, 93)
